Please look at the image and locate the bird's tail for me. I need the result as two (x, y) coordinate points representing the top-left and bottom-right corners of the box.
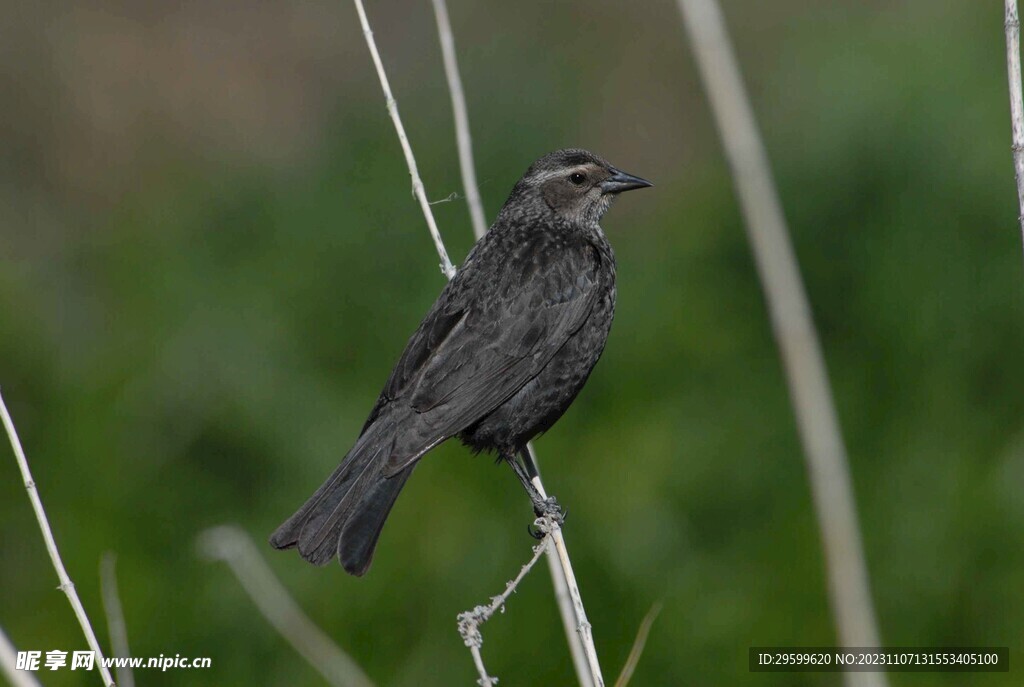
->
(269, 415), (414, 576)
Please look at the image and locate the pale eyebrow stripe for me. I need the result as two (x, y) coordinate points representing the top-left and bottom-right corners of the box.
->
(531, 166), (596, 183)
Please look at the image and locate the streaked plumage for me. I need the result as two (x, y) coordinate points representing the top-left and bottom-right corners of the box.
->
(270, 149), (651, 575)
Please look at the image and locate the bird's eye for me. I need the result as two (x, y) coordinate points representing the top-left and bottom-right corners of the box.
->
(569, 172), (586, 186)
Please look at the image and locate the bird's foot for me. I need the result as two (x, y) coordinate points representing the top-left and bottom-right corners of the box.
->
(535, 495), (566, 522)
(527, 496), (566, 539)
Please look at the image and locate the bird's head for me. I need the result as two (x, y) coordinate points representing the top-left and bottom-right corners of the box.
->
(504, 148), (653, 226)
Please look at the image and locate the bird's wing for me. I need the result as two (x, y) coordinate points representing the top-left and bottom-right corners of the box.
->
(379, 235), (604, 476)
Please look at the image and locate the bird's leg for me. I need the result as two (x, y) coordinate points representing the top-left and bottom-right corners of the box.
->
(519, 446), (541, 481)
(508, 455), (546, 508)
(509, 452), (565, 537)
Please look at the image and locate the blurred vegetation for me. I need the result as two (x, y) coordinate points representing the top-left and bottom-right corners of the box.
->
(1, 1), (1022, 685)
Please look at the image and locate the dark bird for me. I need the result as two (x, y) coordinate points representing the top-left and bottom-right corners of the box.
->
(270, 149), (652, 575)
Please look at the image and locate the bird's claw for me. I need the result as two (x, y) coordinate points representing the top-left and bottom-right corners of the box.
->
(527, 498), (567, 539)
(532, 496), (566, 525)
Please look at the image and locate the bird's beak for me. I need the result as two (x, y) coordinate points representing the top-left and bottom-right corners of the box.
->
(600, 168), (654, 194)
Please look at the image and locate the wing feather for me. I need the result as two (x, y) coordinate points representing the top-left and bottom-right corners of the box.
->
(375, 234), (603, 476)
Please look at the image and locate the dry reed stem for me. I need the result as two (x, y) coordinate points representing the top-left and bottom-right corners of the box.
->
(1004, 0), (1024, 258)
(674, 2), (886, 685)
(100, 553), (135, 687)
(612, 602), (663, 687)
(0, 626), (43, 687)
(0, 391), (115, 687)
(198, 525), (374, 687)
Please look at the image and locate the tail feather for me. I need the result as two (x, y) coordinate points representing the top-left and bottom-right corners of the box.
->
(339, 466), (413, 575)
(296, 444), (383, 557)
(269, 410), (417, 574)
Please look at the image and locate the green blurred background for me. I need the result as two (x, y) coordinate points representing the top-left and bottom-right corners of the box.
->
(2, 0), (1022, 684)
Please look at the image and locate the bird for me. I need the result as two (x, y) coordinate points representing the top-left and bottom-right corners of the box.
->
(270, 148), (652, 575)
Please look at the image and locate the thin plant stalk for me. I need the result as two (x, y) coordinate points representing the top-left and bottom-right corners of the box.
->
(529, 445), (594, 687)
(673, 2), (885, 686)
(457, 517), (553, 686)
(0, 391), (116, 687)
(612, 602), (663, 687)
(525, 467), (604, 685)
(430, 0), (488, 240)
(198, 525), (374, 687)
(0, 625), (43, 687)
(100, 552), (136, 687)
(351, 0), (456, 280)
(1004, 0), (1024, 259)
